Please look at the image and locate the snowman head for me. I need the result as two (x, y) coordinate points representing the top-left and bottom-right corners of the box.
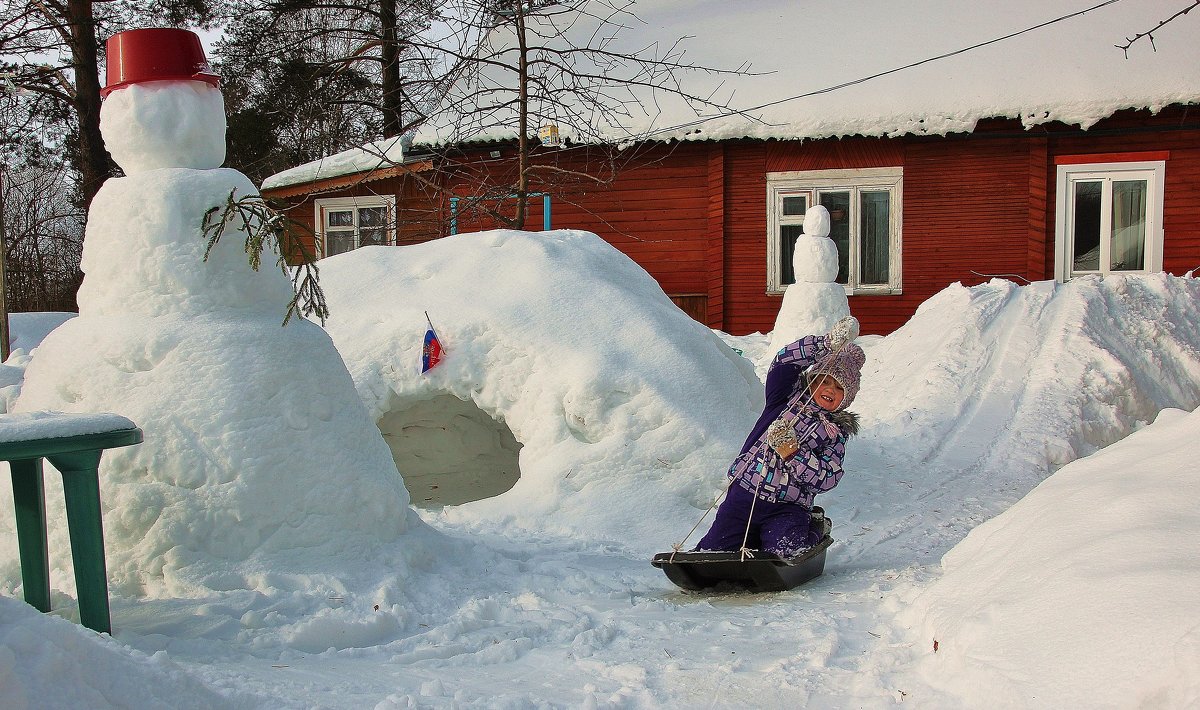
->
(100, 28), (226, 173)
(803, 205), (831, 239)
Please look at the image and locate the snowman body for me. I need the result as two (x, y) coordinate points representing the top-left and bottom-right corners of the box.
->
(768, 205), (851, 355)
(14, 76), (412, 595)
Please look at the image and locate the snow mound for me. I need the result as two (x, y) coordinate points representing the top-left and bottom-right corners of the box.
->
(1, 313), (76, 412)
(3, 312), (74, 354)
(834, 274), (1200, 566)
(895, 405), (1200, 708)
(315, 229), (761, 550)
(0, 596), (247, 709)
(11, 313), (415, 598)
(859, 274), (1200, 474)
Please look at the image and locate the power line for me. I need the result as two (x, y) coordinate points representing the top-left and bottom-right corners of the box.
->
(645, 0), (1127, 138)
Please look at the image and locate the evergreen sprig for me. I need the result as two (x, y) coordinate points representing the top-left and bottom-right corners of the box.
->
(201, 191), (329, 326)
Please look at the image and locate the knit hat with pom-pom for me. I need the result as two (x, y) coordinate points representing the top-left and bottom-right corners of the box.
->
(811, 343), (866, 410)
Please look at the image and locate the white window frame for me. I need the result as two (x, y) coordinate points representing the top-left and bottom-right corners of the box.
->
(1054, 160), (1165, 282)
(766, 167), (903, 295)
(314, 195), (396, 258)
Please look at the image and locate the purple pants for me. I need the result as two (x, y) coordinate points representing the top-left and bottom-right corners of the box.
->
(696, 484), (820, 556)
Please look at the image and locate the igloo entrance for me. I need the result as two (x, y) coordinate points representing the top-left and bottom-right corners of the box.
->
(377, 394), (522, 507)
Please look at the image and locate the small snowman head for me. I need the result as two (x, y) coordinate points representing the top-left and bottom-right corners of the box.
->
(100, 28), (226, 174)
(803, 205), (831, 238)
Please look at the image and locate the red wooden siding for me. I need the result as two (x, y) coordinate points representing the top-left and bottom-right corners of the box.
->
(704, 144), (725, 329)
(720, 142), (772, 336)
(264, 105), (1200, 337)
(438, 144), (713, 298)
(1026, 137), (1049, 278)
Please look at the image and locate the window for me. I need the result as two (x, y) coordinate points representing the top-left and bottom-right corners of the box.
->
(1054, 159), (1164, 281)
(314, 196), (396, 258)
(766, 168), (903, 294)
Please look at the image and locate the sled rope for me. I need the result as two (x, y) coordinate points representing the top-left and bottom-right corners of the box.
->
(670, 335), (850, 558)
(739, 483), (763, 561)
(669, 475), (735, 562)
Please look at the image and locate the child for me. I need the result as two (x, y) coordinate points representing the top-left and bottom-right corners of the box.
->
(697, 316), (865, 557)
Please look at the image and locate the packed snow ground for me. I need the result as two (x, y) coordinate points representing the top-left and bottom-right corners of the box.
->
(2, 237), (1200, 708)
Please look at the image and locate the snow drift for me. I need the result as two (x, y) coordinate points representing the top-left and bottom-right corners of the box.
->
(314, 229), (761, 548)
(895, 405), (1200, 708)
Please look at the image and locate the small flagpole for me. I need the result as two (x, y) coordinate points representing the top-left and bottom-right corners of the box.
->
(424, 311), (444, 351)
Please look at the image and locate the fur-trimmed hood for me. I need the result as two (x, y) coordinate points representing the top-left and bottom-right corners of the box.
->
(824, 408), (860, 438)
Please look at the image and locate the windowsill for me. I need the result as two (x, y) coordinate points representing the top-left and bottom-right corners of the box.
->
(767, 286), (903, 297)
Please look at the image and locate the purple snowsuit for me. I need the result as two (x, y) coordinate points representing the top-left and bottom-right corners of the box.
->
(697, 334), (857, 556)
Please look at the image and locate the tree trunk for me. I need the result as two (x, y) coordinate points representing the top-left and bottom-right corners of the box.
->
(67, 0), (110, 209)
(379, 0), (403, 138)
(0, 170), (9, 362)
(513, 1), (529, 230)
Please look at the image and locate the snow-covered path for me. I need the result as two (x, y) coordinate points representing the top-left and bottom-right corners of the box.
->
(113, 511), (941, 709)
(4, 269), (1200, 708)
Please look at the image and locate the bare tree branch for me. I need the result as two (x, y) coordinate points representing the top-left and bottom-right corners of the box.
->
(1116, 0), (1199, 57)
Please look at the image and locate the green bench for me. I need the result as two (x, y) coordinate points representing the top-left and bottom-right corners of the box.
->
(1, 412), (142, 634)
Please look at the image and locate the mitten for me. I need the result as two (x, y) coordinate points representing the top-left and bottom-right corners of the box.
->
(827, 316), (860, 350)
(766, 418), (800, 456)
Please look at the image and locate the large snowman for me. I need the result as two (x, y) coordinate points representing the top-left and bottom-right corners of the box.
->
(767, 205), (852, 355)
(13, 29), (414, 596)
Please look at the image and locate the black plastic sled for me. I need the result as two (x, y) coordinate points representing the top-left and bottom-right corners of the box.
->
(652, 514), (833, 593)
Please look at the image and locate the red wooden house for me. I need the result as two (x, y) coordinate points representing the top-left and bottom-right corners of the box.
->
(261, 1), (1200, 336)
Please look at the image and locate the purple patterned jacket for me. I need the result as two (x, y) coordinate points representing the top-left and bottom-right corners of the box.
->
(728, 334), (859, 507)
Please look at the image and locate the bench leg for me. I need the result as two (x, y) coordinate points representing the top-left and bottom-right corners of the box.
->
(9, 458), (51, 613)
(48, 450), (111, 635)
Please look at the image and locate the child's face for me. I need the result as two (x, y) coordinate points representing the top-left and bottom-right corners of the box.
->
(809, 374), (845, 411)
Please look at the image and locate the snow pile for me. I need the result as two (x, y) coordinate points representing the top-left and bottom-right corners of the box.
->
(2, 312), (74, 354)
(315, 229), (761, 548)
(1, 313), (75, 412)
(2, 257), (1200, 706)
(859, 275), (1200, 474)
(832, 274), (1200, 566)
(0, 597), (249, 709)
(895, 405), (1200, 708)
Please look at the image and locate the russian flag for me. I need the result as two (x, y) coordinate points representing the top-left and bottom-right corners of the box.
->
(420, 312), (444, 374)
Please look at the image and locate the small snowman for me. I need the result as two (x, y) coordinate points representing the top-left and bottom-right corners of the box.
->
(14, 29), (414, 594)
(767, 205), (852, 355)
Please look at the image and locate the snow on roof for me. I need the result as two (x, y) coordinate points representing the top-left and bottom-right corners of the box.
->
(413, 0), (1200, 147)
(261, 134), (406, 191)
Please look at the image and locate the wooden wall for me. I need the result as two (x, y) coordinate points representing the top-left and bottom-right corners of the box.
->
(265, 105), (1200, 337)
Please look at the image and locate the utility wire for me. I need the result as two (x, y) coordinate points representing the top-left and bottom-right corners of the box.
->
(644, 0), (1127, 138)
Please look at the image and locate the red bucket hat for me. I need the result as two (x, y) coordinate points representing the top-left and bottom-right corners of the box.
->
(101, 28), (220, 98)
